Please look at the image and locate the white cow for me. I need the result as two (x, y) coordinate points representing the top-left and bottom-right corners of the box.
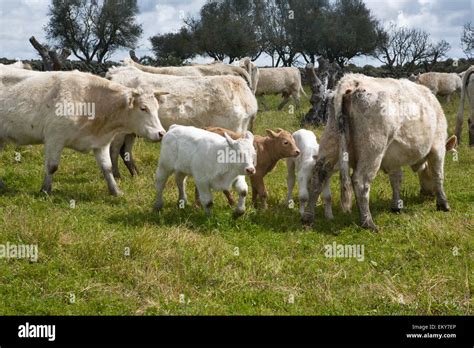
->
(0, 69), (167, 195)
(256, 67), (307, 110)
(286, 129), (332, 218)
(411, 72), (462, 102)
(106, 66), (258, 178)
(0, 61), (32, 70)
(154, 125), (257, 217)
(302, 74), (455, 231)
(455, 65), (474, 145)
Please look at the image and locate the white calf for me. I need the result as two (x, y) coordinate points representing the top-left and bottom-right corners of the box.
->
(154, 125), (257, 217)
(286, 129), (332, 218)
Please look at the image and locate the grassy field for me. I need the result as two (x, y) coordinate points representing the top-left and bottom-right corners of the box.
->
(0, 91), (472, 315)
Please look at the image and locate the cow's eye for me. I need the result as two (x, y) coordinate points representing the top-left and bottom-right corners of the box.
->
(284, 141), (289, 145)
(140, 106), (147, 112)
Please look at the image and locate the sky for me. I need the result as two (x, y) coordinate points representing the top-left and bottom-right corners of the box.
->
(0, 0), (472, 67)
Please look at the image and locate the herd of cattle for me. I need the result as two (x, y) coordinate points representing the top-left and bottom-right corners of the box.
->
(0, 58), (473, 231)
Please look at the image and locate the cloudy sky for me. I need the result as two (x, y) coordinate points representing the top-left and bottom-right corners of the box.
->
(0, 0), (472, 66)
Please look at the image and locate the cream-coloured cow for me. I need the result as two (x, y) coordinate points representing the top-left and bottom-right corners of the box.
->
(106, 66), (258, 178)
(0, 69), (167, 195)
(302, 74), (455, 231)
(455, 66), (474, 145)
(411, 72), (462, 102)
(256, 67), (307, 110)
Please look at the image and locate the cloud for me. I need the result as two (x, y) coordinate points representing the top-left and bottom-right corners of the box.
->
(0, 0), (472, 65)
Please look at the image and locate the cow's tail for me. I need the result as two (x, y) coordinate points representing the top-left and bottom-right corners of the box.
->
(455, 65), (474, 142)
(334, 78), (356, 213)
(233, 66), (252, 90)
(299, 82), (308, 98)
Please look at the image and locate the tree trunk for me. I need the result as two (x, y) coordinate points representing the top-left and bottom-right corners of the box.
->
(29, 36), (70, 71)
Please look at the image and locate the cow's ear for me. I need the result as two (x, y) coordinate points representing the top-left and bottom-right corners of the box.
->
(154, 91), (169, 104)
(224, 132), (236, 147)
(244, 131), (254, 143)
(446, 135), (457, 151)
(125, 89), (140, 109)
(266, 129), (277, 138)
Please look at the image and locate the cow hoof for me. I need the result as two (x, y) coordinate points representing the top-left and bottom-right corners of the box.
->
(436, 203), (450, 212)
(40, 188), (52, 195)
(233, 209), (245, 218)
(112, 173), (121, 180)
(324, 212), (334, 220)
(390, 207), (402, 213)
(301, 212), (314, 225)
(361, 221), (379, 232)
(111, 189), (124, 197)
(153, 202), (163, 212)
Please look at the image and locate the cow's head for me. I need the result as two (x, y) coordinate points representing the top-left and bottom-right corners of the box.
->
(408, 73), (420, 82)
(124, 88), (168, 142)
(266, 128), (300, 158)
(224, 131), (257, 175)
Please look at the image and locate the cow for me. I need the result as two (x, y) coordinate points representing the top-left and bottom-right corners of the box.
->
(153, 125), (256, 217)
(301, 73), (454, 231)
(0, 61), (33, 70)
(106, 66), (258, 178)
(410, 72), (462, 102)
(239, 57), (259, 94)
(455, 66), (474, 145)
(256, 67), (307, 110)
(123, 58), (253, 91)
(202, 126), (300, 209)
(0, 69), (167, 195)
(286, 129), (332, 218)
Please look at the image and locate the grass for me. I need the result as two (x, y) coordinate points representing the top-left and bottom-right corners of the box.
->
(0, 91), (472, 315)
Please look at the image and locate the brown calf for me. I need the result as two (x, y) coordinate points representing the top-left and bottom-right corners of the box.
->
(204, 126), (300, 209)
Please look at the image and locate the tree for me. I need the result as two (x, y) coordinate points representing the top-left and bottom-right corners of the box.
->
(375, 24), (439, 75)
(316, 0), (380, 67)
(150, 27), (197, 66)
(423, 40), (451, 72)
(46, 0), (142, 63)
(461, 22), (474, 59)
(188, 0), (262, 63)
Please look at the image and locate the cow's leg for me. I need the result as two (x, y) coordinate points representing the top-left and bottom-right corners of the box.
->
(388, 169), (403, 212)
(40, 142), (64, 194)
(286, 160), (296, 206)
(446, 94), (451, 103)
(252, 175), (268, 209)
(277, 94), (291, 111)
(297, 174), (309, 217)
(175, 171), (187, 206)
(110, 139), (122, 179)
(194, 186), (202, 208)
(322, 178), (333, 219)
(121, 134), (138, 176)
(223, 190), (235, 206)
(94, 145), (122, 196)
(351, 157), (383, 231)
(0, 140), (5, 189)
(292, 91), (301, 109)
(469, 117), (474, 146)
(302, 159), (332, 225)
(195, 180), (213, 216)
(259, 96), (270, 111)
(427, 150), (450, 211)
(233, 176), (248, 217)
(154, 166), (172, 211)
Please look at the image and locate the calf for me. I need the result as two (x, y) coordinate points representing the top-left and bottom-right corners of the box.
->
(204, 127), (300, 209)
(302, 74), (453, 231)
(153, 125), (256, 217)
(286, 129), (332, 218)
(0, 69), (167, 195)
